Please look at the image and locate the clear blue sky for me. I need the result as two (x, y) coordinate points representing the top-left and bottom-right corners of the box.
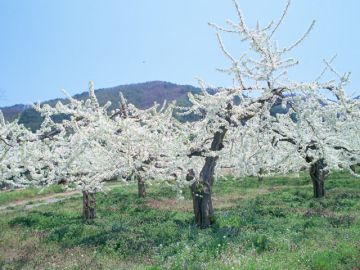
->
(0, 0), (359, 106)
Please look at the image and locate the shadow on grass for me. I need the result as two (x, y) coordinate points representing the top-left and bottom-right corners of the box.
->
(6, 174), (360, 263)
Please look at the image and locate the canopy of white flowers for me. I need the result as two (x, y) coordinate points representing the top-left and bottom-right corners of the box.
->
(1, 0), (359, 194)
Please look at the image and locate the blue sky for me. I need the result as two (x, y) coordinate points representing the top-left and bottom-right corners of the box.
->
(0, 0), (359, 106)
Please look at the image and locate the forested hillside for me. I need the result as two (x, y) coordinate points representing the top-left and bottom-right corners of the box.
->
(1, 81), (201, 131)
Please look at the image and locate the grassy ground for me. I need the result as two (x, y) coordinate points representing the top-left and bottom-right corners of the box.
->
(0, 171), (359, 270)
(0, 185), (67, 206)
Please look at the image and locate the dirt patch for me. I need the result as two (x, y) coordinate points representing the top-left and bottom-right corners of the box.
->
(303, 208), (334, 218)
(146, 198), (192, 212)
(145, 187), (281, 212)
(0, 191), (80, 212)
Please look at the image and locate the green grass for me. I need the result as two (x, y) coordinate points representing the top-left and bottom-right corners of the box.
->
(0, 171), (359, 269)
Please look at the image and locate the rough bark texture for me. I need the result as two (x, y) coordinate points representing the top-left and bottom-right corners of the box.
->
(137, 176), (146, 198)
(190, 127), (227, 228)
(310, 159), (329, 198)
(82, 191), (96, 219)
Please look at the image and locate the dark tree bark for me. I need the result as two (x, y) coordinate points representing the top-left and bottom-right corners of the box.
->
(309, 159), (329, 198)
(57, 178), (68, 185)
(258, 168), (264, 181)
(190, 127), (227, 228)
(82, 191), (96, 219)
(137, 175), (146, 198)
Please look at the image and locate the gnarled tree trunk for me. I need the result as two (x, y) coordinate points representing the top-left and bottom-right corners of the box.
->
(137, 175), (146, 198)
(190, 127), (227, 228)
(310, 159), (329, 198)
(82, 191), (96, 219)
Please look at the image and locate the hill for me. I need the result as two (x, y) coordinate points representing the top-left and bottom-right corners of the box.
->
(0, 104), (31, 122)
(2, 81), (341, 131)
(1, 81), (201, 131)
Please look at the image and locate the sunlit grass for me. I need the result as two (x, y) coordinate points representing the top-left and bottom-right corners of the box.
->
(0, 171), (359, 269)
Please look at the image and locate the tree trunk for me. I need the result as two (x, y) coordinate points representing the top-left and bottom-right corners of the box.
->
(189, 162), (215, 228)
(310, 159), (329, 198)
(137, 175), (146, 198)
(190, 127), (227, 228)
(82, 191), (96, 219)
(350, 164), (356, 173)
(258, 168), (264, 181)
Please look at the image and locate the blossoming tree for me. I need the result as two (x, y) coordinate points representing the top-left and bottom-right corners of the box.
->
(178, 0), (355, 227)
(0, 111), (58, 189)
(269, 92), (360, 198)
(32, 82), (186, 219)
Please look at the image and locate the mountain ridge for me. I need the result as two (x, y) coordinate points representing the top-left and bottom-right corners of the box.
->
(0, 81), (201, 131)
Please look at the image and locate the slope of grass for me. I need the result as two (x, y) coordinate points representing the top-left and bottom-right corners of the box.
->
(0, 172), (359, 269)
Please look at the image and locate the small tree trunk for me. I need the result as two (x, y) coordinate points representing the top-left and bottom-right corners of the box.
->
(137, 176), (146, 198)
(82, 191), (96, 219)
(258, 168), (264, 181)
(310, 159), (329, 198)
(190, 127), (227, 228)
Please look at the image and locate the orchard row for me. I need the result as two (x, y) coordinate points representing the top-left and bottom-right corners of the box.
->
(1, 0), (359, 228)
